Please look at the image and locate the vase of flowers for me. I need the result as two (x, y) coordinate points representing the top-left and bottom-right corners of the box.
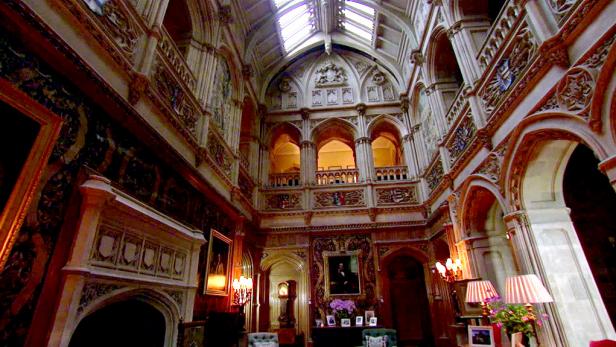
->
(329, 299), (356, 322)
(486, 295), (547, 344)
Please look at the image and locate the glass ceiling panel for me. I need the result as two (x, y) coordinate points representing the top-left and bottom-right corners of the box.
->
(273, 0), (317, 53)
(340, 0), (376, 43)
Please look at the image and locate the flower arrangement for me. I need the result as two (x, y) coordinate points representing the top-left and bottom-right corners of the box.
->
(329, 299), (356, 320)
(486, 295), (547, 340)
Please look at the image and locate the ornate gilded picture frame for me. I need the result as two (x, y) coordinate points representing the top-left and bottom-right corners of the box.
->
(204, 229), (232, 296)
(324, 250), (362, 297)
(0, 79), (62, 268)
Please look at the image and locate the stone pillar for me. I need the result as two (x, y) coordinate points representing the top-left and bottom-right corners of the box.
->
(401, 134), (419, 179)
(524, 0), (559, 43)
(447, 21), (488, 85)
(300, 140), (316, 186)
(355, 137), (374, 183)
(424, 85), (448, 138)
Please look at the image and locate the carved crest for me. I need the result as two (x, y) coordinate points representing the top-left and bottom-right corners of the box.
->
(315, 62), (347, 87)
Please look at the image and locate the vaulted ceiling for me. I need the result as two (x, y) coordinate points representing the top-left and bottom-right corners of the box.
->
(235, 0), (419, 88)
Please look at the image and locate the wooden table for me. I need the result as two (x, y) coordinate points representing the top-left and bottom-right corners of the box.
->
(312, 326), (383, 347)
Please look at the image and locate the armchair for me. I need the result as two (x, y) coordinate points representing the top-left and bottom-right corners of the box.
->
(361, 329), (398, 347)
(247, 332), (279, 347)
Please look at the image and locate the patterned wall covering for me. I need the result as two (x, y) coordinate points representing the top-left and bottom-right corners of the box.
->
(0, 33), (232, 345)
(311, 234), (377, 320)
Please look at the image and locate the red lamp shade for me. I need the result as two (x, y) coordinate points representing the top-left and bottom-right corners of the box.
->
(465, 280), (498, 303)
(505, 274), (553, 304)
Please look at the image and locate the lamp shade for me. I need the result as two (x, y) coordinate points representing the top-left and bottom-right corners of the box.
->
(505, 274), (553, 304)
(465, 280), (498, 303)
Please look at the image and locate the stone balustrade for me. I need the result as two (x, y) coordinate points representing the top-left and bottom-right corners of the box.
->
(316, 168), (360, 185)
(375, 166), (409, 182)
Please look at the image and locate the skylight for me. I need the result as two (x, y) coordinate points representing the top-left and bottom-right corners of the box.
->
(273, 1), (316, 53)
(340, 0), (376, 43)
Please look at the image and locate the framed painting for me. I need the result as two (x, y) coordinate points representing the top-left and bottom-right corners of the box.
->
(0, 79), (62, 268)
(324, 250), (362, 296)
(468, 325), (495, 347)
(204, 229), (232, 295)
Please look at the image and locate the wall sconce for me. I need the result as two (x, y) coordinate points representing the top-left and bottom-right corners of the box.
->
(232, 275), (253, 308)
(435, 258), (462, 283)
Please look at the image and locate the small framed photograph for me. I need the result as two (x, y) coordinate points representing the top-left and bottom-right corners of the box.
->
(326, 315), (336, 327)
(315, 319), (323, 327)
(355, 316), (363, 326)
(365, 310), (375, 322)
(468, 325), (495, 347)
(341, 318), (351, 327)
(368, 317), (378, 327)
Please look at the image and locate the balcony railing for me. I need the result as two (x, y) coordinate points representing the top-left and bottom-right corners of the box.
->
(316, 169), (359, 185)
(477, 0), (524, 70)
(375, 166), (409, 182)
(269, 172), (301, 188)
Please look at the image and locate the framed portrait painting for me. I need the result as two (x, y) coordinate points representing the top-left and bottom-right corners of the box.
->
(324, 250), (361, 296)
(0, 80), (62, 268)
(204, 230), (232, 295)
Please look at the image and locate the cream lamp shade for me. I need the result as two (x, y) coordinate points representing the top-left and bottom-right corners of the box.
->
(465, 280), (498, 303)
(505, 274), (553, 304)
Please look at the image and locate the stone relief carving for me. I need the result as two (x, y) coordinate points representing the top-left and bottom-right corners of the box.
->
(367, 86), (379, 102)
(314, 62), (348, 87)
(372, 70), (387, 85)
(383, 85), (394, 101)
(99, 1), (138, 59)
(207, 131), (233, 177)
(279, 77), (292, 92)
(481, 24), (538, 115)
(425, 159), (444, 193)
(164, 289), (184, 309)
(556, 67), (594, 116)
(313, 190), (365, 208)
(312, 90), (323, 106)
(288, 92), (298, 108)
(327, 89), (338, 104)
(376, 187), (419, 205)
(446, 115), (477, 165)
(78, 282), (124, 314)
(265, 193), (302, 210)
(342, 88), (353, 104)
(90, 224), (188, 280)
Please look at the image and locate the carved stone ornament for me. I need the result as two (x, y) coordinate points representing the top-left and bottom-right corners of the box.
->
(372, 70), (387, 85)
(78, 282), (124, 314)
(556, 67), (595, 115)
(314, 62), (347, 87)
(425, 160), (444, 192)
(548, 0), (576, 18)
(279, 76), (292, 92)
(313, 190), (365, 208)
(265, 193), (302, 210)
(376, 187), (419, 205)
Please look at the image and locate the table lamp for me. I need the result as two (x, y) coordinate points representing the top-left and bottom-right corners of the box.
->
(465, 280), (498, 325)
(505, 274), (553, 346)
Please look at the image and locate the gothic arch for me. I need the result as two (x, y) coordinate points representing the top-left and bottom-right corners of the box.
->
(424, 26), (463, 88)
(311, 118), (358, 150)
(457, 176), (508, 234)
(265, 122), (302, 148)
(366, 115), (407, 138)
(502, 112), (609, 211)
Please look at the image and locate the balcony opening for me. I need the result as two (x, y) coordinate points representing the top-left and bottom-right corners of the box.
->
(458, 0), (508, 26)
(239, 97), (256, 171)
(370, 120), (407, 181)
(430, 31), (464, 110)
(313, 120), (358, 185)
(162, 0), (193, 56)
(269, 124), (301, 187)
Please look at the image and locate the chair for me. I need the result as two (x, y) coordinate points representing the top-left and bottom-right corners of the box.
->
(247, 332), (279, 347)
(361, 329), (398, 347)
(590, 340), (616, 347)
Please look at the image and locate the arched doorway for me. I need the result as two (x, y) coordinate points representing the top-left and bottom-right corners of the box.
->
(563, 145), (616, 326)
(69, 299), (166, 347)
(383, 253), (434, 347)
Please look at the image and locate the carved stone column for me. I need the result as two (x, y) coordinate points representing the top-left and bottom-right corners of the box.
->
(446, 21), (488, 85)
(355, 137), (374, 183)
(300, 140), (316, 186)
(401, 134), (419, 179)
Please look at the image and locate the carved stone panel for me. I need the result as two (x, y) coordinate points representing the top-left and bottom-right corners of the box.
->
(265, 193), (302, 210)
(376, 186), (419, 205)
(313, 190), (365, 208)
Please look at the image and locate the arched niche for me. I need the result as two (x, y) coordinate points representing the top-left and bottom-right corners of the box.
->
(268, 123), (302, 179)
(426, 28), (464, 110)
(162, 0), (193, 56)
(460, 185), (517, 295)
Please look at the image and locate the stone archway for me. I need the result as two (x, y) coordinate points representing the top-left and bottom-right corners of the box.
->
(504, 125), (616, 345)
